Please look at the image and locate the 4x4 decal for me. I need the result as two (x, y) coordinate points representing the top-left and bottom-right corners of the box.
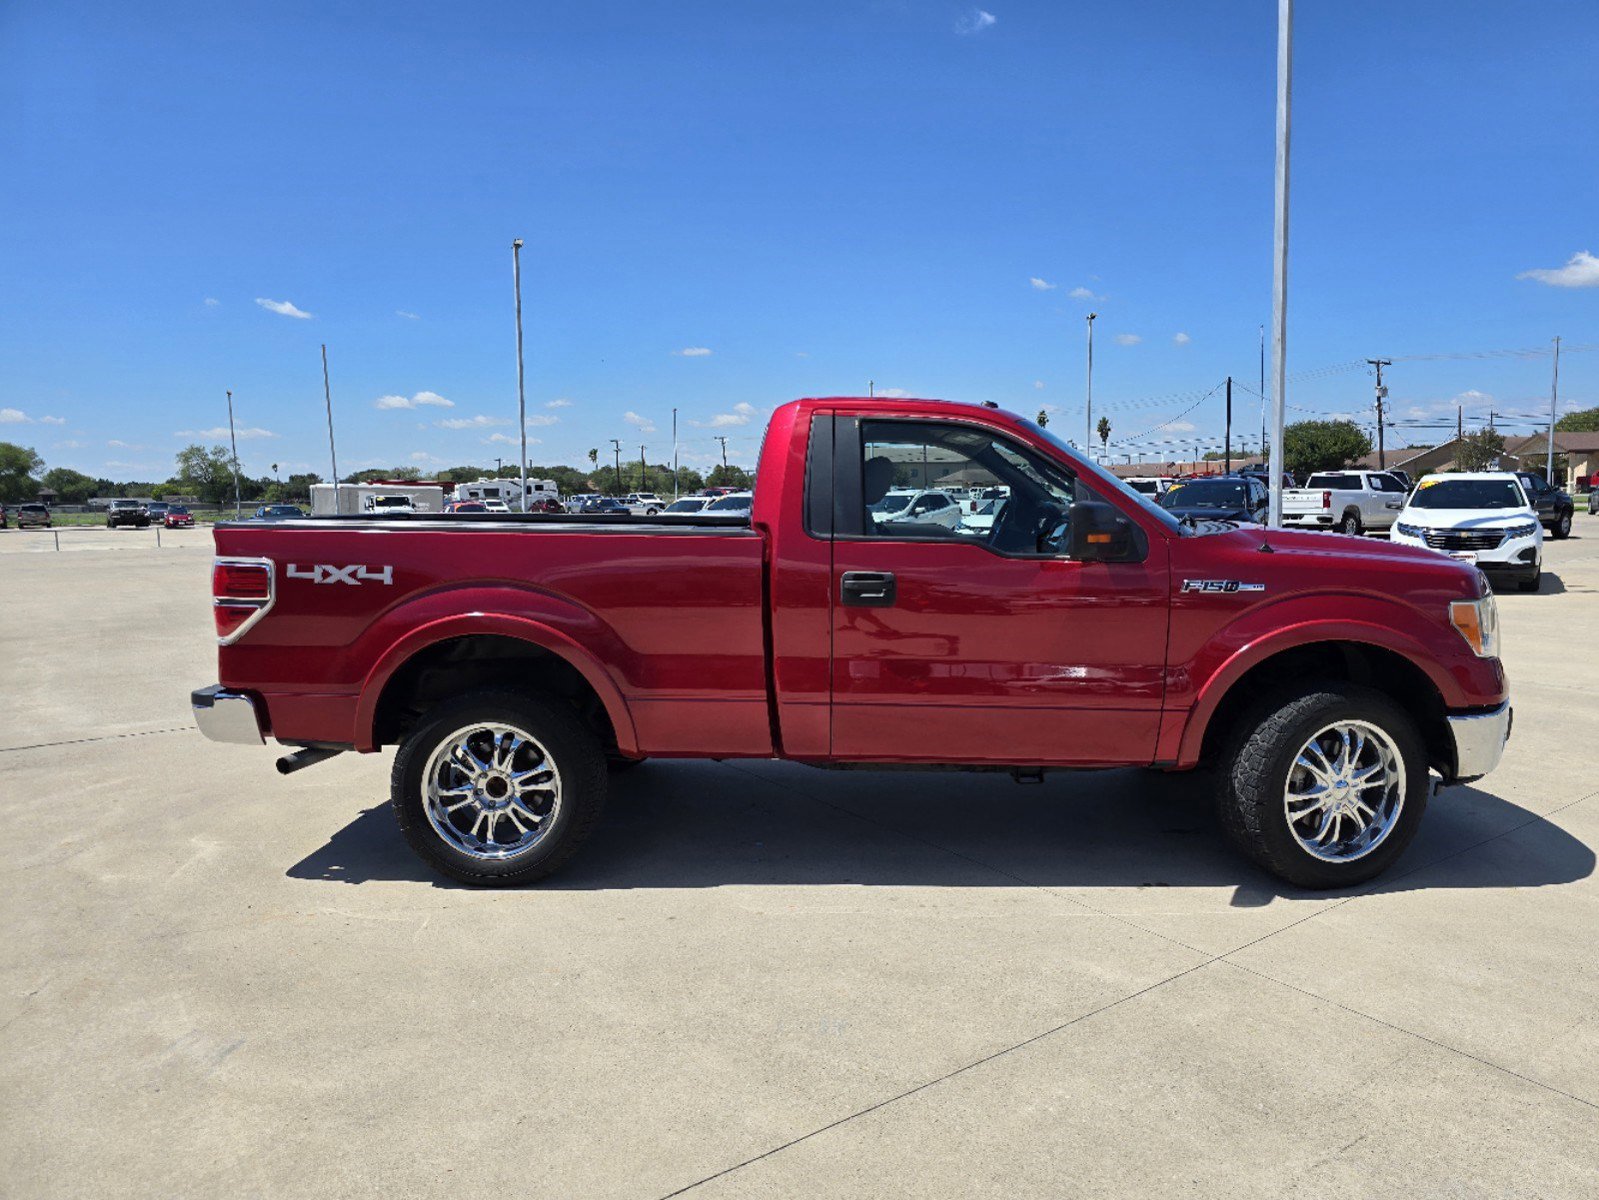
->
(287, 564), (394, 586)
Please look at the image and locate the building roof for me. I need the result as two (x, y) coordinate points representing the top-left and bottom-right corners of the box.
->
(1503, 431), (1599, 456)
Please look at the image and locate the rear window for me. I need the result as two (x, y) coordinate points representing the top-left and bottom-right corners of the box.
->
(1306, 474), (1362, 490)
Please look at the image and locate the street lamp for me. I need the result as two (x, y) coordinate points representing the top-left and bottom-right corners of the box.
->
(1084, 313), (1097, 461)
(512, 239), (528, 512)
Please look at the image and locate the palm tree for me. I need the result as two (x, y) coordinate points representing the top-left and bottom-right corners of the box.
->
(1096, 416), (1111, 458)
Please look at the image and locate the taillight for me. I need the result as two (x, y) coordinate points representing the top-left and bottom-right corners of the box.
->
(213, 558), (275, 644)
(1321, 491), (1331, 509)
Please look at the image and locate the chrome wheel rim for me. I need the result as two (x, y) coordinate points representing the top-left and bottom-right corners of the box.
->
(1284, 720), (1405, 863)
(422, 723), (561, 861)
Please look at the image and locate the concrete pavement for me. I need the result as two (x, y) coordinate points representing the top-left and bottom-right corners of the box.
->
(2, 528), (1596, 1197)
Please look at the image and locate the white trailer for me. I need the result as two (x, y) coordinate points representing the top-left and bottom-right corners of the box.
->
(458, 477), (562, 507)
(309, 483), (446, 516)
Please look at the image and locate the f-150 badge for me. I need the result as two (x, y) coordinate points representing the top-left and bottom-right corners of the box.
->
(1181, 579), (1265, 594)
(287, 564), (394, 586)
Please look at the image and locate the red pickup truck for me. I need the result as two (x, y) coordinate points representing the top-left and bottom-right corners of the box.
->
(194, 397), (1511, 890)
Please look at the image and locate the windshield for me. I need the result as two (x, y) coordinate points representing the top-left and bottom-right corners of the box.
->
(1409, 479), (1526, 510)
(1126, 480), (1159, 495)
(664, 499), (702, 512)
(870, 493), (915, 515)
(1161, 480), (1248, 509)
(1016, 420), (1183, 534)
(706, 495), (751, 512)
(169, 507), (189, 514)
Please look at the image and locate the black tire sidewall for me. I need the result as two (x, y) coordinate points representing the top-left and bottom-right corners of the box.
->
(1224, 685), (1429, 889)
(391, 690), (607, 886)
(1341, 512), (1361, 535)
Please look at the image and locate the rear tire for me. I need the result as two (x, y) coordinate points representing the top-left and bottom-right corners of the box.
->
(1340, 511), (1363, 536)
(1553, 510), (1572, 540)
(1215, 683), (1428, 889)
(391, 689), (607, 886)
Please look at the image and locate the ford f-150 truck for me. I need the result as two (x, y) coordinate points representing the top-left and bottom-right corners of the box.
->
(193, 397), (1511, 890)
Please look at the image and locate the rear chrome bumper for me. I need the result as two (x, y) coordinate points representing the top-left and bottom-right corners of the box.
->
(192, 685), (264, 745)
(1447, 701), (1511, 783)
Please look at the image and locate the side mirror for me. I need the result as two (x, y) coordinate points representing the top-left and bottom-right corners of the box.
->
(1067, 499), (1144, 563)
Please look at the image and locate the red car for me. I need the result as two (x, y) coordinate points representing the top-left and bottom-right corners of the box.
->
(164, 506), (196, 528)
(193, 396), (1510, 890)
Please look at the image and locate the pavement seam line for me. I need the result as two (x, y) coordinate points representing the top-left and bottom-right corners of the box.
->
(1220, 959), (1599, 1112)
(0, 726), (196, 754)
(654, 955), (1217, 1200)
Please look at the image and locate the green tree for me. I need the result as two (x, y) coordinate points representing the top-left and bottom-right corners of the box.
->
(174, 444), (235, 504)
(1282, 420), (1372, 477)
(41, 466), (96, 504)
(1096, 415), (1111, 455)
(0, 442), (45, 503)
(706, 464), (752, 490)
(1554, 406), (1599, 433)
(1036, 409), (1050, 428)
(1456, 427), (1507, 472)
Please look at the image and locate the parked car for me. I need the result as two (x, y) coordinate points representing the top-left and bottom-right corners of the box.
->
(145, 502), (171, 523)
(702, 492), (754, 517)
(1282, 470), (1408, 535)
(1512, 471), (1574, 540)
(1391, 472), (1544, 592)
(362, 496), (416, 515)
(576, 496), (628, 514)
(0, 503), (8, 528)
(868, 488), (963, 530)
(660, 497), (710, 515)
(480, 499), (511, 513)
(164, 506), (196, 528)
(106, 499), (150, 528)
(623, 492), (665, 515)
(1123, 476), (1172, 498)
(1157, 475), (1269, 525)
(1384, 470), (1414, 491)
(254, 505), (307, 521)
(528, 497), (565, 514)
(443, 500), (488, 514)
(17, 503), (51, 528)
(1590, 487), (1598, 517)
(196, 395), (1511, 892)
(959, 497), (1004, 535)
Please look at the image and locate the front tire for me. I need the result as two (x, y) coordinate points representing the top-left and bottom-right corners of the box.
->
(1552, 510), (1572, 540)
(1216, 683), (1428, 889)
(391, 690), (607, 886)
(1340, 511), (1363, 536)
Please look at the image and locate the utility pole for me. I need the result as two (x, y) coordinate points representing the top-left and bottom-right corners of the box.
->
(1084, 312), (1097, 459)
(638, 445), (647, 490)
(512, 239), (529, 511)
(1457, 405), (1463, 444)
(1259, 324), (1266, 460)
(321, 344), (340, 504)
(672, 407), (679, 499)
(225, 388), (241, 518)
(1267, 0), (1293, 526)
(609, 439), (623, 495)
(494, 457), (504, 476)
(1224, 377), (1233, 473)
(715, 435), (729, 471)
(1547, 335), (1561, 483)
(1367, 358), (1391, 469)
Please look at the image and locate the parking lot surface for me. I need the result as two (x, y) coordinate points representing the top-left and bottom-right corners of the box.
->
(3, 530), (1597, 1197)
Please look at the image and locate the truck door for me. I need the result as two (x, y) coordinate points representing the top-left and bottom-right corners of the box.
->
(827, 415), (1169, 766)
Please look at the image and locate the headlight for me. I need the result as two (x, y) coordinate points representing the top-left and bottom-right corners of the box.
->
(1503, 521), (1539, 539)
(1395, 522), (1423, 538)
(1450, 596), (1500, 658)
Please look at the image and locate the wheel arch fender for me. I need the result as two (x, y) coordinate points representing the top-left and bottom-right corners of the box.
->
(353, 609), (638, 756)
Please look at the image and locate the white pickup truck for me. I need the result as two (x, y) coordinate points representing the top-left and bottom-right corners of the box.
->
(1282, 470), (1409, 535)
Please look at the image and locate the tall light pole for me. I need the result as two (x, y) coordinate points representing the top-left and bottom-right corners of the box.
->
(225, 388), (241, 518)
(321, 344), (340, 506)
(1267, 0), (1293, 526)
(1084, 312), (1097, 459)
(512, 239), (528, 512)
(1547, 335), (1561, 482)
(672, 407), (679, 499)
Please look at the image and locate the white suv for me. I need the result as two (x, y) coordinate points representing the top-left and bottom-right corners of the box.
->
(869, 489), (962, 530)
(1391, 472), (1543, 592)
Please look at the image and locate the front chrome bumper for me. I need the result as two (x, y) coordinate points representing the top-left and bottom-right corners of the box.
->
(192, 685), (264, 745)
(1447, 701), (1511, 783)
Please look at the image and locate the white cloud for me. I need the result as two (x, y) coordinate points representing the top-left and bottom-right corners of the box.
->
(55, 439), (84, 449)
(1, 408), (30, 423)
(375, 391), (456, 410)
(1029, 277), (1056, 291)
(175, 426), (278, 440)
(104, 460), (148, 470)
(1173, 332), (1192, 346)
(436, 414), (510, 430)
(1068, 286), (1101, 301)
(1033, 380), (1045, 389)
(1406, 406), (1430, 420)
(546, 398), (573, 408)
(409, 451), (445, 463)
(795, 351), (810, 359)
(255, 298), (314, 319)
(1517, 250), (1599, 288)
(396, 310), (421, 320)
(41, 415), (67, 425)
(694, 402), (758, 429)
(204, 297), (220, 307)
(623, 411), (658, 433)
(108, 439), (135, 448)
(1454, 389), (1493, 405)
(1114, 333), (1142, 346)
(674, 347), (713, 357)
(485, 432), (541, 446)
(956, 9), (997, 34)
(525, 414), (560, 428)
(1162, 420), (1196, 433)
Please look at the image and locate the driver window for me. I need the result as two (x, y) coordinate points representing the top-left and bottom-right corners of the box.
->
(859, 419), (1076, 554)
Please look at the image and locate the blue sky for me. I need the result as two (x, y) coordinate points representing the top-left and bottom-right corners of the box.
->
(2, 0), (1595, 480)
